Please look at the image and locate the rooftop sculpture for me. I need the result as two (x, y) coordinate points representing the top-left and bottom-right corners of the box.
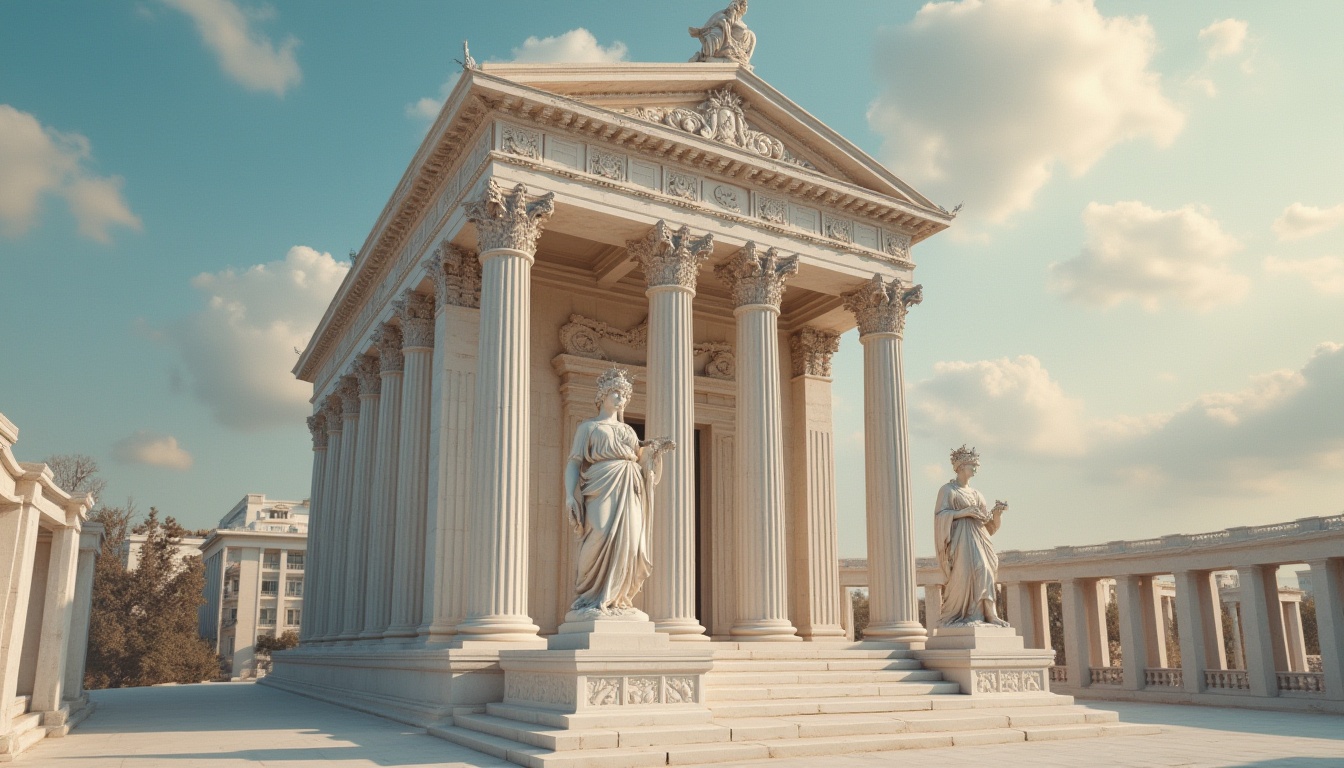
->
(689, 0), (755, 69)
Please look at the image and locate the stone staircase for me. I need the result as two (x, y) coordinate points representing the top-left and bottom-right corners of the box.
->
(0, 696), (47, 762)
(428, 645), (1160, 767)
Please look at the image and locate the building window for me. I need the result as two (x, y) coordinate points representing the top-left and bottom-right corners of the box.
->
(225, 579), (239, 597)
(259, 608), (276, 626)
(285, 579), (303, 597)
(286, 552), (304, 571)
(286, 609), (301, 626)
(228, 607), (237, 621)
(261, 580), (279, 596)
(262, 552), (281, 570)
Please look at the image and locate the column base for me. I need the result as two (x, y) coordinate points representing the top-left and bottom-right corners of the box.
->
(861, 620), (928, 646)
(417, 621), (458, 646)
(798, 624), (849, 641)
(730, 619), (802, 642)
(382, 624), (421, 640)
(454, 614), (542, 644)
(654, 617), (710, 641)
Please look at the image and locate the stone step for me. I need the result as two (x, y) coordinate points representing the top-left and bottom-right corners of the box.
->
(1, 712), (47, 758)
(455, 713), (732, 751)
(704, 690), (1071, 719)
(711, 647), (917, 660)
(708, 680), (960, 701)
(6, 696), (29, 721)
(705, 668), (943, 686)
(429, 723), (772, 768)
(486, 702), (712, 730)
(710, 658), (925, 672)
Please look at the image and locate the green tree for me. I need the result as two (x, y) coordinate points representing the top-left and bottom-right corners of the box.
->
(85, 506), (220, 688)
(851, 589), (870, 639)
(1046, 582), (1064, 664)
(1301, 595), (1319, 656)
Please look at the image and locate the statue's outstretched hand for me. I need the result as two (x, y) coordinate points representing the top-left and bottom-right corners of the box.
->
(566, 497), (583, 534)
(993, 500), (1008, 514)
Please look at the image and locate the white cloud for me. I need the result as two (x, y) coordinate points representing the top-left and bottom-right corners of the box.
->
(866, 0), (1184, 224)
(160, 0), (301, 96)
(510, 29), (628, 64)
(0, 105), (141, 243)
(1272, 202), (1344, 241)
(113, 431), (194, 471)
(168, 246), (349, 430)
(1198, 18), (1248, 60)
(1048, 201), (1247, 311)
(1264, 255), (1344, 295)
(407, 28), (627, 120)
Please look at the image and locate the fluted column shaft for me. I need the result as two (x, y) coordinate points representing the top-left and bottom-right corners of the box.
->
(388, 293), (435, 639)
(325, 378), (360, 642)
(629, 221), (713, 640)
(844, 274), (924, 644)
(299, 414), (327, 643)
(717, 242), (799, 642)
(362, 326), (403, 640)
(457, 181), (553, 644)
(342, 357), (380, 640)
(312, 411), (343, 642)
(30, 525), (79, 717)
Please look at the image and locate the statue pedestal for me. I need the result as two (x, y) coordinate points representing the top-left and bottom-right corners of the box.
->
(915, 626), (1056, 696)
(496, 620), (713, 726)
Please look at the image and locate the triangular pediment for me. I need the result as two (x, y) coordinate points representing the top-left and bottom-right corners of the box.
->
(477, 62), (942, 212)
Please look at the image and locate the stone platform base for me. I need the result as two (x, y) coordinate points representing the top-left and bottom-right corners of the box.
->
(916, 626), (1057, 696)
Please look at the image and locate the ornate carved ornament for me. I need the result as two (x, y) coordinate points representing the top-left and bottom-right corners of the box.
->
(622, 87), (814, 170)
(430, 240), (482, 309)
(625, 220), (715, 290)
(373, 322), (404, 372)
(321, 395), (344, 429)
(790, 327), (840, 378)
(559, 314), (735, 380)
(464, 179), (555, 254)
(394, 290), (436, 349)
(841, 273), (923, 338)
(714, 241), (799, 309)
(689, 0), (755, 69)
(307, 412), (328, 449)
(354, 353), (381, 396)
(337, 375), (361, 417)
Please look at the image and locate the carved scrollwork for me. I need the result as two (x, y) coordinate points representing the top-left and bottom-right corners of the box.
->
(665, 676), (696, 704)
(712, 185), (742, 212)
(824, 215), (853, 244)
(500, 124), (541, 160)
(559, 314), (734, 379)
(841, 273), (923, 338)
(790, 327), (840, 378)
(665, 170), (699, 201)
(307, 412), (327, 449)
(714, 241), (799, 309)
(624, 87), (814, 169)
(588, 147), (625, 181)
(587, 677), (622, 707)
(464, 179), (555, 254)
(627, 677), (660, 705)
(885, 231), (913, 261)
(757, 195), (788, 224)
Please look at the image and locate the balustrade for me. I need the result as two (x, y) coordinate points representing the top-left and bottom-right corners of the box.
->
(1204, 669), (1251, 691)
(1144, 668), (1183, 688)
(1277, 672), (1325, 694)
(1090, 667), (1123, 685)
(1049, 667), (1068, 683)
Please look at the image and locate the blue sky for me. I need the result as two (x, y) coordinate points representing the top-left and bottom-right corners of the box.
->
(1, 1), (1341, 558)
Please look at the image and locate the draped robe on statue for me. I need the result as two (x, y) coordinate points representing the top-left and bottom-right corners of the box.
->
(934, 481), (1000, 626)
(569, 419), (652, 615)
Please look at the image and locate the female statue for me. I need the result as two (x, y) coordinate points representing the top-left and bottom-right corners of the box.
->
(564, 368), (674, 620)
(934, 445), (1009, 627)
(689, 0), (756, 68)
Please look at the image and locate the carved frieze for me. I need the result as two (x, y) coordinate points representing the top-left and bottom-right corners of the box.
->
(626, 677), (660, 705)
(394, 290), (436, 349)
(885, 231), (912, 261)
(756, 195), (788, 224)
(665, 676), (696, 704)
(500, 124), (541, 160)
(588, 147), (626, 182)
(665, 170), (699, 201)
(823, 214), (853, 244)
(712, 184), (742, 213)
(505, 673), (577, 708)
(587, 677), (622, 707)
(464, 179), (555, 254)
(974, 669), (1045, 694)
(374, 323), (404, 373)
(626, 220), (715, 290)
(306, 412), (327, 449)
(790, 327), (840, 378)
(559, 314), (735, 380)
(430, 240), (482, 309)
(623, 87), (814, 169)
(354, 353), (381, 396)
(841, 274), (923, 338)
(714, 241), (799, 309)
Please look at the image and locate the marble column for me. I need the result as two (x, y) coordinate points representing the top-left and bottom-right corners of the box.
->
(1141, 576), (1169, 668)
(1306, 558), (1344, 701)
(323, 376), (360, 642)
(716, 242), (800, 642)
(311, 397), (344, 642)
(30, 524), (80, 721)
(454, 182), (553, 644)
(788, 327), (846, 641)
(1238, 565), (1288, 697)
(360, 323), (403, 640)
(1007, 581), (1050, 649)
(841, 274), (924, 645)
(62, 527), (100, 704)
(1116, 575), (1150, 690)
(339, 355), (380, 641)
(1283, 599), (1308, 672)
(628, 221), (714, 641)
(387, 291), (435, 639)
(1175, 569), (1225, 693)
(1227, 601), (1246, 669)
(420, 243), (482, 643)
(299, 412), (327, 643)
(233, 548), (261, 673)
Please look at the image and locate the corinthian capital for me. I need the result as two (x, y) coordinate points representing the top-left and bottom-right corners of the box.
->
(714, 241), (799, 309)
(321, 394), (344, 429)
(626, 220), (715, 290)
(464, 179), (555, 254)
(354, 353), (381, 396)
(790, 327), (840, 377)
(394, 290), (435, 349)
(430, 240), (482, 308)
(307, 412), (328, 449)
(338, 375), (361, 417)
(841, 274), (923, 338)
(374, 322), (404, 372)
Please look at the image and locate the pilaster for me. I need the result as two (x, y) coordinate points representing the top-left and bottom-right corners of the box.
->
(842, 274), (924, 645)
(457, 180), (554, 644)
(787, 327), (845, 640)
(629, 221), (713, 641)
(716, 242), (800, 642)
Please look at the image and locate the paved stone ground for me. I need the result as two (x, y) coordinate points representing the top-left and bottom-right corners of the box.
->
(18, 682), (1344, 767)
